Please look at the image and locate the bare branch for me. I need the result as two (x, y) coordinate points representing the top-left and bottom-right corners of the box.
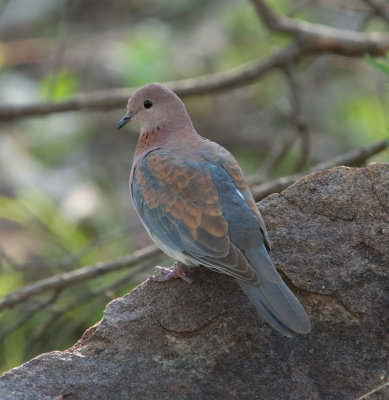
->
(0, 292), (59, 344)
(249, 64), (310, 184)
(251, 130), (299, 185)
(0, 43), (307, 121)
(363, 0), (389, 24)
(25, 256), (161, 353)
(0, 244), (161, 312)
(250, 0), (389, 55)
(356, 381), (389, 400)
(282, 64), (310, 172)
(251, 139), (388, 201)
(46, 0), (72, 97)
(0, 3), (388, 123)
(253, 64), (308, 184)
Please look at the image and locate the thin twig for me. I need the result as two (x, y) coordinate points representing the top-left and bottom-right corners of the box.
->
(0, 292), (59, 344)
(0, 249), (22, 271)
(251, 139), (388, 201)
(47, 0), (72, 97)
(0, 43), (306, 121)
(50, 226), (133, 271)
(0, 244), (161, 312)
(25, 255), (163, 353)
(1, 11), (389, 122)
(251, 130), (300, 185)
(250, 0), (389, 55)
(251, 65), (305, 183)
(363, 0), (389, 24)
(282, 65), (310, 172)
(356, 381), (388, 400)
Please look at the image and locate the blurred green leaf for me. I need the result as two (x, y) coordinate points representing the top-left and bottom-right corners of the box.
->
(345, 95), (389, 142)
(364, 53), (389, 76)
(2, 329), (25, 373)
(0, 269), (23, 297)
(40, 69), (79, 100)
(0, 191), (89, 258)
(267, 0), (289, 14)
(122, 21), (174, 86)
(0, 195), (32, 225)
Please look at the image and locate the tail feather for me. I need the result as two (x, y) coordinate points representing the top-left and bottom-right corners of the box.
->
(238, 247), (311, 337)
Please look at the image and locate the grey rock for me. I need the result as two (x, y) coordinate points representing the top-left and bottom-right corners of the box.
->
(0, 163), (388, 400)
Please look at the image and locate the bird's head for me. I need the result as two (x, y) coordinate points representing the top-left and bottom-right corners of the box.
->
(116, 83), (192, 133)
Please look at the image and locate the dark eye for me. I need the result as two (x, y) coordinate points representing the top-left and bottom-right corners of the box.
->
(143, 100), (153, 109)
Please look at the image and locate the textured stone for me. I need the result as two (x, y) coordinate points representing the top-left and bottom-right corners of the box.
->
(0, 163), (388, 400)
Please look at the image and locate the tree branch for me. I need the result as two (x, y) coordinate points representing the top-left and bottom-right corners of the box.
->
(250, 0), (389, 55)
(0, 292), (59, 344)
(251, 64), (310, 183)
(0, 244), (161, 312)
(0, 4), (388, 123)
(251, 139), (388, 201)
(281, 64), (310, 172)
(24, 257), (160, 352)
(356, 381), (389, 400)
(363, 0), (389, 24)
(0, 43), (307, 121)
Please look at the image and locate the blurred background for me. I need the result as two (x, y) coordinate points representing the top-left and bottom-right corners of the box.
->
(0, 0), (388, 373)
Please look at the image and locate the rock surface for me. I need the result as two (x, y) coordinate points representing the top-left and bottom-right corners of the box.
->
(0, 163), (388, 400)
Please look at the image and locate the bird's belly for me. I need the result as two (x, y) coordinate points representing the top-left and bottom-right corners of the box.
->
(146, 227), (196, 266)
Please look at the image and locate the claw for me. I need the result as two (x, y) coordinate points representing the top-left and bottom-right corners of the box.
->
(152, 262), (193, 284)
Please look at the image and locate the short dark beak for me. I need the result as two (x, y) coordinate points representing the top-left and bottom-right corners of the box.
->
(116, 112), (134, 130)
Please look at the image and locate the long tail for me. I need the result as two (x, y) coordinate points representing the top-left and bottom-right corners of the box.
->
(237, 247), (311, 337)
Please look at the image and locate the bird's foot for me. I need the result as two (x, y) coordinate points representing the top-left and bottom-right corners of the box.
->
(153, 261), (193, 284)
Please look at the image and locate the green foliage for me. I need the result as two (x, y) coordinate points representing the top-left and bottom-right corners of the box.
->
(0, 191), (88, 259)
(223, 3), (265, 41)
(25, 117), (90, 168)
(365, 52), (389, 76)
(0, 188), (140, 373)
(0, 265), (23, 298)
(2, 325), (25, 372)
(121, 21), (174, 86)
(345, 96), (389, 144)
(221, 2), (290, 68)
(40, 69), (79, 100)
(267, 0), (289, 14)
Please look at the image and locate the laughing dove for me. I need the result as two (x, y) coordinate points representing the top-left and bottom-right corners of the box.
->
(117, 83), (311, 337)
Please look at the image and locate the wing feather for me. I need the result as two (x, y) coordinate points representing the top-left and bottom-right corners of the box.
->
(131, 149), (260, 284)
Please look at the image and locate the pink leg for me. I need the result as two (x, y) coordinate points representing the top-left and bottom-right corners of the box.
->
(153, 261), (193, 284)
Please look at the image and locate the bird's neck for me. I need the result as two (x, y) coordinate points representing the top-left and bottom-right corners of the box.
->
(133, 123), (196, 166)
(136, 125), (167, 155)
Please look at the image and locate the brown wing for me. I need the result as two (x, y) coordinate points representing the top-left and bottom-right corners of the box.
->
(131, 149), (259, 284)
(202, 139), (271, 251)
